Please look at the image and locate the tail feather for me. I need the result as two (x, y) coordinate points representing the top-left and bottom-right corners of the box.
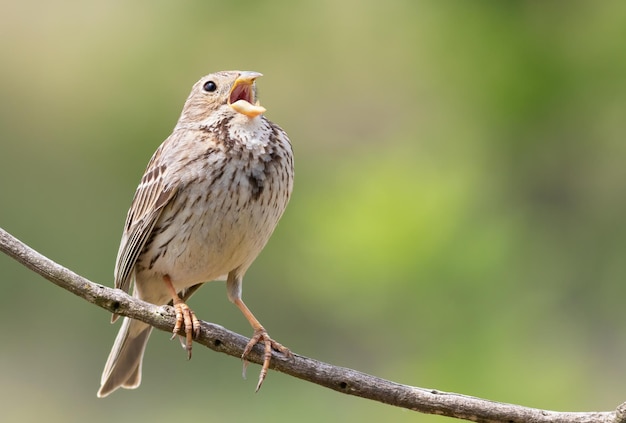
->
(97, 316), (152, 398)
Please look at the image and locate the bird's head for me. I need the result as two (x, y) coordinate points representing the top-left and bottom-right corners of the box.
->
(179, 70), (266, 126)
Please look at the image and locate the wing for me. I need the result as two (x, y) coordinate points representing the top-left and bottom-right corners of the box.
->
(114, 149), (178, 294)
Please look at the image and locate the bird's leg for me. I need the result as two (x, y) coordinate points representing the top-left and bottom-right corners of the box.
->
(163, 275), (200, 359)
(234, 297), (293, 392)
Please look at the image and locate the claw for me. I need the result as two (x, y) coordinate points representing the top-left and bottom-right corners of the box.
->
(170, 302), (200, 359)
(241, 328), (292, 392)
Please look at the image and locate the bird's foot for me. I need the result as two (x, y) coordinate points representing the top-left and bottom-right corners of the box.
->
(242, 328), (293, 392)
(170, 301), (200, 359)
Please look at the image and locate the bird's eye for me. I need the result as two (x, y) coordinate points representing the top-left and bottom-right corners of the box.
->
(203, 81), (217, 92)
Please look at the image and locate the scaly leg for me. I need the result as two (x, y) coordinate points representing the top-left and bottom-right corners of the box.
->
(233, 297), (292, 391)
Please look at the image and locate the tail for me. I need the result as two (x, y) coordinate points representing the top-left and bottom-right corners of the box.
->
(97, 316), (153, 398)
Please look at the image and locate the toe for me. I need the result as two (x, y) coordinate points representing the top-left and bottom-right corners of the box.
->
(169, 302), (199, 359)
(240, 329), (290, 392)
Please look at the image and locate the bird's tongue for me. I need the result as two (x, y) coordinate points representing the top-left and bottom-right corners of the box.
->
(229, 84), (266, 118)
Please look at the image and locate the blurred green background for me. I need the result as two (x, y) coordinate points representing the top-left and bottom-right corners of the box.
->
(2, 1), (626, 422)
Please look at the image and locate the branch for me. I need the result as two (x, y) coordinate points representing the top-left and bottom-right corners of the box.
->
(0, 226), (623, 423)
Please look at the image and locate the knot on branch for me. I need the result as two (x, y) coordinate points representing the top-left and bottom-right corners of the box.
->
(613, 402), (626, 423)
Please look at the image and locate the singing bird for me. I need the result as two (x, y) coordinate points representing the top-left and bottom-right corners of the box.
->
(97, 71), (294, 397)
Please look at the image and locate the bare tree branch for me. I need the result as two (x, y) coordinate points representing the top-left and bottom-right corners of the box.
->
(1, 226), (624, 423)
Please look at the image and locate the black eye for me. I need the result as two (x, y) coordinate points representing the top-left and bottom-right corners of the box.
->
(203, 81), (217, 92)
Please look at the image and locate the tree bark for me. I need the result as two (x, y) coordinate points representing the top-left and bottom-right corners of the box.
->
(1, 227), (624, 423)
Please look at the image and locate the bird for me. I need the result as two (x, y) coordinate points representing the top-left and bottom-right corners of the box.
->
(97, 70), (294, 398)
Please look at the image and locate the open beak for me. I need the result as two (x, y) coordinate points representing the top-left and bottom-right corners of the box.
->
(229, 71), (266, 118)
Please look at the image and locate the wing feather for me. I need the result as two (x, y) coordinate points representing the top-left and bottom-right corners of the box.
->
(114, 148), (178, 294)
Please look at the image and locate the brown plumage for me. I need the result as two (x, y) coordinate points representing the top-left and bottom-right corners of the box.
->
(97, 71), (294, 397)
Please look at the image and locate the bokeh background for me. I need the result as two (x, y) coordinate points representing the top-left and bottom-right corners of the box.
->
(2, 1), (626, 422)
